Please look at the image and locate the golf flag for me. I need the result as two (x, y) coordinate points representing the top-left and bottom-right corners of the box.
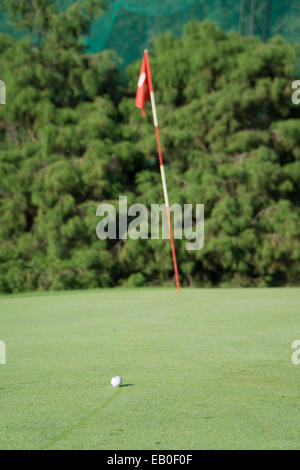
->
(135, 51), (181, 294)
(135, 56), (150, 117)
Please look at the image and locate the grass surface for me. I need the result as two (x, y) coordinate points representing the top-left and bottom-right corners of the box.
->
(0, 287), (299, 450)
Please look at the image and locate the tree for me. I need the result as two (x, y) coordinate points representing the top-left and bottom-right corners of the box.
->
(0, 10), (299, 292)
(119, 21), (300, 287)
(0, 0), (123, 292)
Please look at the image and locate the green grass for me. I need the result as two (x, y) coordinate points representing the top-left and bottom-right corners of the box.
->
(0, 287), (299, 450)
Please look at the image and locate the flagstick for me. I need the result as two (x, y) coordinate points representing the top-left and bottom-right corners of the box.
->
(144, 50), (181, 294)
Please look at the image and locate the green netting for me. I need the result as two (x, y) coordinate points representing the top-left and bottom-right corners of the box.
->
(87, 0), (300, 65)
(1, 0), (300, 66)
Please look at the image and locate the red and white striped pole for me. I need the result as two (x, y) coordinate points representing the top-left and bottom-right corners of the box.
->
(143, 50), (181, 294)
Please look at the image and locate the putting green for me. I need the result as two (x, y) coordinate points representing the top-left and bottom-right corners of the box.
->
(0, 288), (299, 449)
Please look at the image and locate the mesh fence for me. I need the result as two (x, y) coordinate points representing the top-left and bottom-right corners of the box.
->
(1, 0), (300, 66)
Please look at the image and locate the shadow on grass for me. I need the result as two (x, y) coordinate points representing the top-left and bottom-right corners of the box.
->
(120, 383), (134, 388)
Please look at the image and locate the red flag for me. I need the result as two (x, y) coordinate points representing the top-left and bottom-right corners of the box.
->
(135, 56), (150, 117)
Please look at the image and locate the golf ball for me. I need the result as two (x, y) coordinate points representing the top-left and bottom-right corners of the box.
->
(111, 375), (122, 388)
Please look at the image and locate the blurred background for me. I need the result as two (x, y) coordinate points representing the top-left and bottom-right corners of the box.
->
(0, 0), (299, 292)
(2, 1), (300, 66)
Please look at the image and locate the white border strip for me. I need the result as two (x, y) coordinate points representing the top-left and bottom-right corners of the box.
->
(150, 91), (158, 127)
(160, 165), (169, 207)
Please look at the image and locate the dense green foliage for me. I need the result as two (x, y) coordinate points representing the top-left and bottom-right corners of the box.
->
(0, 0), (299, 292)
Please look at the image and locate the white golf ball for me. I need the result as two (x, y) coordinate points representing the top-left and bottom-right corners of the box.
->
(111, 375), (122, 388)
